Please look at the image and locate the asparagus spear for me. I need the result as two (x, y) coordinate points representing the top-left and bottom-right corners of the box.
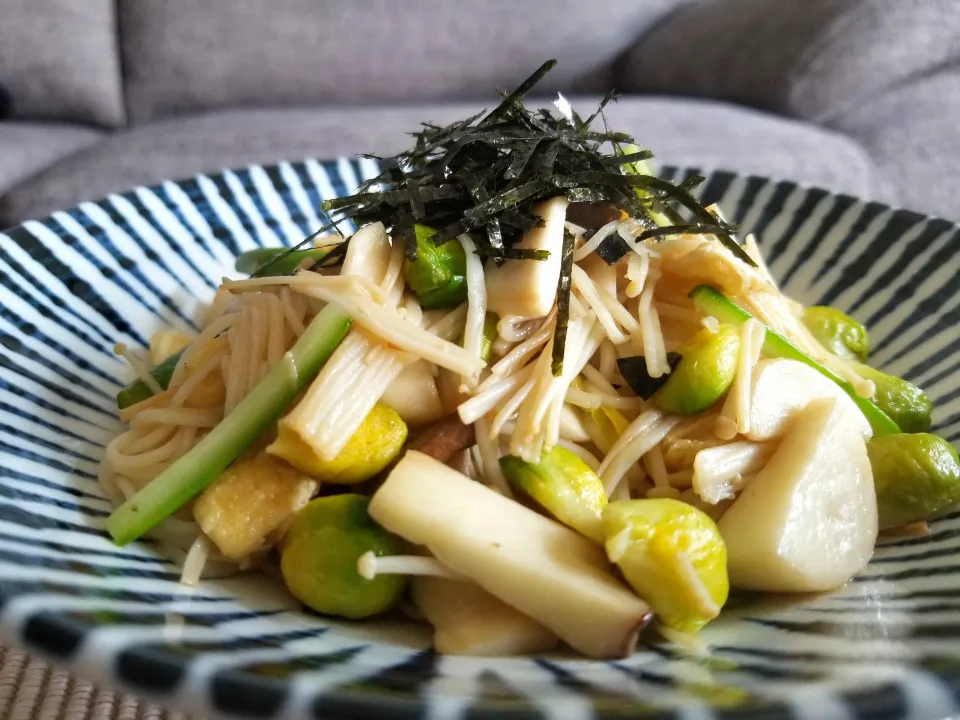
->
(106, 303), (352, 545)
(235, 247), (330, 276)
(689, 285), (900, 437)
(116, 349), (185, 409)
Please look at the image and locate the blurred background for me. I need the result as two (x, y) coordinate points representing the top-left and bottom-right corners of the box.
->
(0, 0), (957, 226)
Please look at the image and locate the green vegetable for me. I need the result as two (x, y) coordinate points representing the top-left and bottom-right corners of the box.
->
(480, 312), (498, 363)
(653, 324), (740, 415)
(269, 403), (407, 483)
(852, 362), (932, 433)
(402, 224), (468, 309)
(868, 434), (960, 529)
(106, 304), (352, 545)
(802, 306), (869, 362)
(603, 499), (728, 633)
(618, 143), (671, 228)
(281, 494), (406, 619)
(116, 349), (184, 409)
(689, 285), (900, 437)
(459, 312), (498, 363)
(500, 445), (607, 543)
(551, 221), (577, 375)
(235, 247), (329, 276)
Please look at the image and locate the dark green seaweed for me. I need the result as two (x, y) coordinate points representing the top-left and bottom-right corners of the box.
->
(551, 230), (577, 375)
(617, 353), (683, 400)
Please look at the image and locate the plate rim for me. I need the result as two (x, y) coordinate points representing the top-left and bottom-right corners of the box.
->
(1, 158), (958, 720)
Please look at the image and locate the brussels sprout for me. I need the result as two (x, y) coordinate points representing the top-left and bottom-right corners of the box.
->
(268, 403), (407, 483)
(654, 324), (740, 415)
(802, 306), (869, 362)
(867, 434), (960, 529)
(280, 494), (407, 619)
(461, 312), (498, 363)
(403, 224), (468, 309)
(500, 445), (607, 543)
(603, 499), (729, 633)
(851, 362), (932, 433)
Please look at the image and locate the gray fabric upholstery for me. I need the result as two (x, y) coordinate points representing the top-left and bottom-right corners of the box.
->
(617, 0), (960, 124)
(830, 71), (960, 222)
(0, 122), (102, 197)
(0, 0), (124, 127)
(0, 98), (883, 227)
(618, 0), (960, 221)
(118, 0), (690, 124)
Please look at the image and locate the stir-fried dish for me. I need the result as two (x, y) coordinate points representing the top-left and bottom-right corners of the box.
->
(102, 61), (960, 659)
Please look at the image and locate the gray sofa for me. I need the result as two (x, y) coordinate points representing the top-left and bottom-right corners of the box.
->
(1, 0), (957, 231)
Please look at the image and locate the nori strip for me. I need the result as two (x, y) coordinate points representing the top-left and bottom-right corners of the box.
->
(595, 233), (633, 265)
(551, 230), (576, 376)
(290, 58), (756, 273)
(251, 220), (339, 278)
(617, 353), (683, 399)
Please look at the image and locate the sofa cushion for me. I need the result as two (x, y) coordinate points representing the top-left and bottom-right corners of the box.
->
(0, 122), (102, 200)
(828, 70), (960, 223)
(0, 97), (884, 227)
(0, 0), (124, 127)
(118, 0), (690, 124)
(618, 0), (960, 126)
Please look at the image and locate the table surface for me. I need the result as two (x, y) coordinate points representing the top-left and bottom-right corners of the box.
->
(0, 647), (198, 720)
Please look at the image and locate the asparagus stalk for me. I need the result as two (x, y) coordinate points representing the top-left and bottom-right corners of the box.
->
(117, 349), (185, 409)
(235, 247), (330, 276)
(689, 285), (900, 437)
(106, 303), (352, 545)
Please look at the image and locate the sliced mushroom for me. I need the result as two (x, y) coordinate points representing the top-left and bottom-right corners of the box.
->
(746, 358), (872, 441)
(369, 451), (653, 659)
(719, 396), (877, 592)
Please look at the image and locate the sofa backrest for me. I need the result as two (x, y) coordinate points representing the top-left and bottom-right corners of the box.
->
(0, 0), (125, 127)
(117, 0), (689, 124)
(0, 0), (690, 129)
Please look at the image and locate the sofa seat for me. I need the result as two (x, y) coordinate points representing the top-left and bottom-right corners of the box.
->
(0, 122), (102, 199)
(0, 97), (888, 227)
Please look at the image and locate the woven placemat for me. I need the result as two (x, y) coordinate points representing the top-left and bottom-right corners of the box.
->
(0, 646), (200, 720)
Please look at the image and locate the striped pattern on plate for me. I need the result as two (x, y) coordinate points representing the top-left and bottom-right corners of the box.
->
(0, 160), (958, 720)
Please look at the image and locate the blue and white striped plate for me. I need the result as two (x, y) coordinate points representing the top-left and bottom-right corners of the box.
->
(0, 160), (958, 720)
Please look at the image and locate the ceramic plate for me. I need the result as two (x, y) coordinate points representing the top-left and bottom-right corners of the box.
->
(0, 159), (958, 720)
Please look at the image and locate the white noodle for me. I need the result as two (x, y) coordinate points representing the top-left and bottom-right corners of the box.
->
(573, 219), (621, 262)
(458, 364), (535, 425)
(475, 416), (513, 499)
(693, 440), (775, 504)
(625, 250), (649, 298)
(497, 315), (542, 343)
(180, 535), (211, 588)
(599, 410), (681, 495)
(572, 265), (627, 344)
(458, 234), (488, 390)
(485, 310), (556, 383)
(556, 439), (602, 471)
(357, 552), (466, 581)
(643, 445), (670, 487)
(115, 343), (163, 394)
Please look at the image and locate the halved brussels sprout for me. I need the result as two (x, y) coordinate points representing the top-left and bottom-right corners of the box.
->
(868, 433), (960, 529)
(281, 494), (406, 619)
(604, 499), (728, 633)
(654, 324), (740, 415)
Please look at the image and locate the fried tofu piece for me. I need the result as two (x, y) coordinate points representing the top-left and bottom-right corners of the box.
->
(194, 454), (318, 559)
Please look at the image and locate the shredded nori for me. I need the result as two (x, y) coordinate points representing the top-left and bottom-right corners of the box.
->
(595, 233), (633, 265)
(552, 229), (577, 375)
(617, 353), (683, 399)
(261, 59), (757, 375)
